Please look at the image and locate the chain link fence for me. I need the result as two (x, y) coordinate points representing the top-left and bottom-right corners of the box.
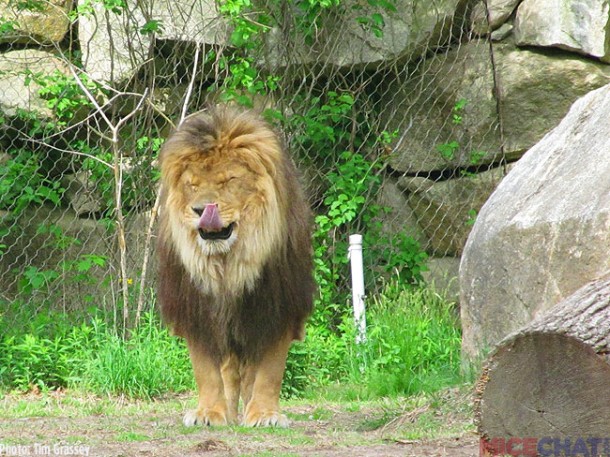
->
(0, 0), (506, 333)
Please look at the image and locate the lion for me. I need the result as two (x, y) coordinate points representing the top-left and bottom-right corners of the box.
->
(156, 106), (315, 428)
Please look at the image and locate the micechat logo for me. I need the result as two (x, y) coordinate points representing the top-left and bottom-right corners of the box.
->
(480, 436), (610, 456)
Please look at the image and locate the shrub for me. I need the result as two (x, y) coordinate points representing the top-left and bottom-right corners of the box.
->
(345, 283), (463, 397)
(0, 149), (63, 215)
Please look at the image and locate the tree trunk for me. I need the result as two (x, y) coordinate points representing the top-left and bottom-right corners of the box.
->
(475, 274), (610, 444)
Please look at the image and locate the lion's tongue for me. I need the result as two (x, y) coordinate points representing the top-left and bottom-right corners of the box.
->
(198, 204), (224, 231)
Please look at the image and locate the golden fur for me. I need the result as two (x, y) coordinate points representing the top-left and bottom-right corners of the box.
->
(157, 106), (315, 427)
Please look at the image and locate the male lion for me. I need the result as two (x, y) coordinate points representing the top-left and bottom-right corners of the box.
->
(157, 106), (315, 428)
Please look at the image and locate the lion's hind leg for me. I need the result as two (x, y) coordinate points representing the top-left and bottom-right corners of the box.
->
(184, 341), (230, 427)
(242, 333), (292, 428)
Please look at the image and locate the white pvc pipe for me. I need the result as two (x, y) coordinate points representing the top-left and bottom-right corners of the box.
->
(348, 234), (367, 344)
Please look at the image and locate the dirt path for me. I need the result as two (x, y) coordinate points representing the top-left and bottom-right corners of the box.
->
(0, 390), (479, 457)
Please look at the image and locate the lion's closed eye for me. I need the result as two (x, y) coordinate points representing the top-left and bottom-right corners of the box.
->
(220, 174), (243, 186)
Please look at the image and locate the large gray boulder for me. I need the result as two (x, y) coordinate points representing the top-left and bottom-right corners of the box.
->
(0, 50), (70, 118)
(514, 0), (610, 62)
(470, 0), (520, 33)
(62, 171), (105, 216)
(265, 0), (464, 71)
(496, 46), (610, 154)
(0, 0), (72, 44)
(376, 179), (428, 248)
(79, 0), (228, 83)
(484, 0), (519, 29)
(460, 83), (610, 362)
(0, 206), (153, 305)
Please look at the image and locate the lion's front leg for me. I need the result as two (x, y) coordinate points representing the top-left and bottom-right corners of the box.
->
(183, 341), (230, 427)
(221, 354), (240, 424)
(242, 332), (293, 428)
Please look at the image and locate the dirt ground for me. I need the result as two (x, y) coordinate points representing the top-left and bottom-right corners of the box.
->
(0, 389), (479, 457)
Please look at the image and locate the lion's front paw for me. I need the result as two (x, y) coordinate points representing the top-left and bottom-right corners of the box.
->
(183, 408), (228, 427)
(243, 410), (290, 428)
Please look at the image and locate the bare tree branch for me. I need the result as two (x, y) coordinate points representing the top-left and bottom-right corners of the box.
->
(67, 63), (151, 333)
(180, 44), (201, 125)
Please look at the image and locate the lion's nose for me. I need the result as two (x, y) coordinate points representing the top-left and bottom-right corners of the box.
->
(192, 203), (218, 217)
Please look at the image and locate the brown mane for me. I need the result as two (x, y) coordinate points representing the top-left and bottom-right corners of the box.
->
(157, 107), (315, 363)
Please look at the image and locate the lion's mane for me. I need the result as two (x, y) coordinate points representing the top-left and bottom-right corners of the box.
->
(157, 107), (315, 363)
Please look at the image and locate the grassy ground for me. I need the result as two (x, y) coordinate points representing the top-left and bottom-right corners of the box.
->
(0, 386), (477, 457)
(0, 285), (473, 456)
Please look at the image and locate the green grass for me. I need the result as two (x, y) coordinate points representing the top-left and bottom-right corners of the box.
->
(81, 314), (194, 398)
(288, 406), (333, 421)
(0, 390), (187, 419)
(0, 312), (194, 398)
(350, 284), (463, 397)
(115, 431), (151, 442)
(298, 283), (464, 400)
(0, 284), (464, 401)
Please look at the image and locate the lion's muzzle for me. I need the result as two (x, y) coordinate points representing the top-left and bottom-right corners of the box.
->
(198, 223), (235, 241)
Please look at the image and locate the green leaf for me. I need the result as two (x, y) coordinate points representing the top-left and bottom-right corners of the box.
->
(436, 141), (460, 160)
(140, 19), (163, 35)
(379, 0), (398, 12)
(469, 150), (487, 165)
(88, 255), (107, 267)
(76, 259), (93, 272)
(336, 94), (355, 105)
(371, 13), (384, 27)
(454, 98), (467, 111)
(230, 29), (248, 47)
(102, 0), (125, 14)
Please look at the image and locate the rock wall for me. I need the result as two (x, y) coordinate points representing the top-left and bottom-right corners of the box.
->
(0, 0), (609, 314)
(79, 0), (228, 83)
